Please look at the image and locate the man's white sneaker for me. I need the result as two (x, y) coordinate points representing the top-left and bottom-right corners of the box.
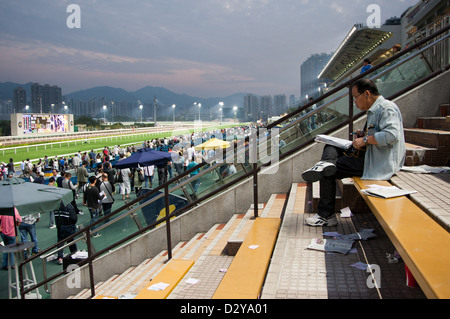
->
(301, 161), (336, 183)
(305, 214), (338, 227)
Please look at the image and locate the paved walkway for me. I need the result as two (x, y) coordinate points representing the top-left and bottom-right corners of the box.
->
(262, 184), (427, 299)
(391, 171), (450, 232)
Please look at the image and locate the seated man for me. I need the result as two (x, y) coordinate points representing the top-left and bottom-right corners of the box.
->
(302, 78), (406, 227)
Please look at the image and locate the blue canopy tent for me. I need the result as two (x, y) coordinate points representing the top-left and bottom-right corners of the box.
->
(113, 148), (174, 169)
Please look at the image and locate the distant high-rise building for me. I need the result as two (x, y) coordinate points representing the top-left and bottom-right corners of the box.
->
(13, 87), (27, 113)
(260, 95), (273, 121)
(31, 83), (62, 113)
(244, 94), (259, 121)
(289, 95), (297, 108)
(273, 94), (287, 116)
(300, 53), (333, 101)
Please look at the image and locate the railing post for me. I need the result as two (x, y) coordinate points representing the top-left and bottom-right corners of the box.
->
(348, 82), (354, 139)
(86, 228), (96, 298)
(164, 185), (173, 260)
(253, 163), (258, 219)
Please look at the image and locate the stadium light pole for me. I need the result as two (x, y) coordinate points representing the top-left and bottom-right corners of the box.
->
(103, 105), (107, 123)
(219, 102), (224, 124)
(153, 96), (157, 127)
(172, 104), (176, 123)
(198, 103), (202, 121)
(139, 104), (143, 123)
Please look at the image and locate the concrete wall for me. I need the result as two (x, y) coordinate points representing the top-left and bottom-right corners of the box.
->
(395, 70), (450, 128)
(50, 70), (449, 299)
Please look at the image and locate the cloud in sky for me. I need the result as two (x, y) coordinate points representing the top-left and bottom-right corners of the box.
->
(0, 0), (418, 97)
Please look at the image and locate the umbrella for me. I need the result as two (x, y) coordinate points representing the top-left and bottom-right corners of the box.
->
(113, 148), (174, 169)
(194, 138), (231, 151)
(0, 178), (73, 217)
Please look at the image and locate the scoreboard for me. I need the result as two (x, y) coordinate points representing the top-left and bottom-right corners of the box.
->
(11, 113), (74, 137)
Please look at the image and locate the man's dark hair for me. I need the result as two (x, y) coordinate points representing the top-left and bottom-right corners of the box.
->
(89, 175), (97, 184)
(353, 78), (380, 96)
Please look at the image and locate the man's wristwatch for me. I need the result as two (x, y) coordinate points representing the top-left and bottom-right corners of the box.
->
(363, 136), (368, 145)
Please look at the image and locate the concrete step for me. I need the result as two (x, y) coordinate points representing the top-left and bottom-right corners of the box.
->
(404, 128), (450, 166)
(168, 196), (284, 299)
(417, 117), (450, 131)
(87, 241), (189, 299)
(312, 178), (371, 215)
(439, 103), (450, 117)
(405, 142), (438, 166)
(311, 180), (343, 214)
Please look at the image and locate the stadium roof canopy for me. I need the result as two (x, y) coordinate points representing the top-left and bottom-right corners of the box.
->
(318, 24), (401, 82)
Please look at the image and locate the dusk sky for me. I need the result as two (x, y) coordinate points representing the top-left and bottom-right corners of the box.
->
(0, 0), (418, 98)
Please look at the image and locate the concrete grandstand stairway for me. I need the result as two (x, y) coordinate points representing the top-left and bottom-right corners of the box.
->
(405, 103), (450, 167)
(68, 194), (287, 299)
(261, 183), (427, 299)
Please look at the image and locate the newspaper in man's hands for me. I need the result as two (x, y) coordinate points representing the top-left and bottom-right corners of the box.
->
(315, 135), (353, 150)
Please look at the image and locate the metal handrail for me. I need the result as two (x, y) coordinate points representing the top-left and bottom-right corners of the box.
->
(18, 24), (449, 299)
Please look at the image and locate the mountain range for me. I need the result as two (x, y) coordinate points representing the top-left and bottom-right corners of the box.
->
(0, 82), (248, 110)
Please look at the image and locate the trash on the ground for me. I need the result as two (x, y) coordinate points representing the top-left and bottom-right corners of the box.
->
(147, 282), (170, 291)
(323, 231), (341, 237)
(338, 229), (376, 241)
(71, 250), (88, 259)
(350, 262), (369, 270)
(386, 253), (399, 264)
(185, 278), (200, 285)
(340, 207), (353, 218)
(118, 293), (137, 299)
(307, 238), (355, 255)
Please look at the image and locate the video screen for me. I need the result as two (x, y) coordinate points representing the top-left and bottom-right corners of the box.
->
(22, 114), (69, 134)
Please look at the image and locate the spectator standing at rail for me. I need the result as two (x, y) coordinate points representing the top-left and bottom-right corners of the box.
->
(0, 208), (22, 269)
(83, 176), (104, 238)
(62, 172), (81, 214)
(19, 212), (40, 256)
(6, 158), (15, 176)
(76, 161), (89, 197)
(72, 154), (81, 174)
(54, 201), (78, 265)
(99, 173), (115, 221)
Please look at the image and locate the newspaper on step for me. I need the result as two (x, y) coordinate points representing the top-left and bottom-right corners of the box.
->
(307, 238), (355, 255)
(315, 135), (353, 150)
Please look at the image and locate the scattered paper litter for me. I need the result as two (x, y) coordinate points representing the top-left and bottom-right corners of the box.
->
(307, 238), (354, 255)
(401, 165), (450, 174)
(340, 207), (353, 218)
(118, 293), (137, 299)
(248, 245), (259, 250)
(323, 232), (341, 237)
(147, 282), (170, 291)
(185, 278), (200, 285)
(338, 229), (376, 241)
(351, 262), (369, 270)
(71, 251), (88, 259)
